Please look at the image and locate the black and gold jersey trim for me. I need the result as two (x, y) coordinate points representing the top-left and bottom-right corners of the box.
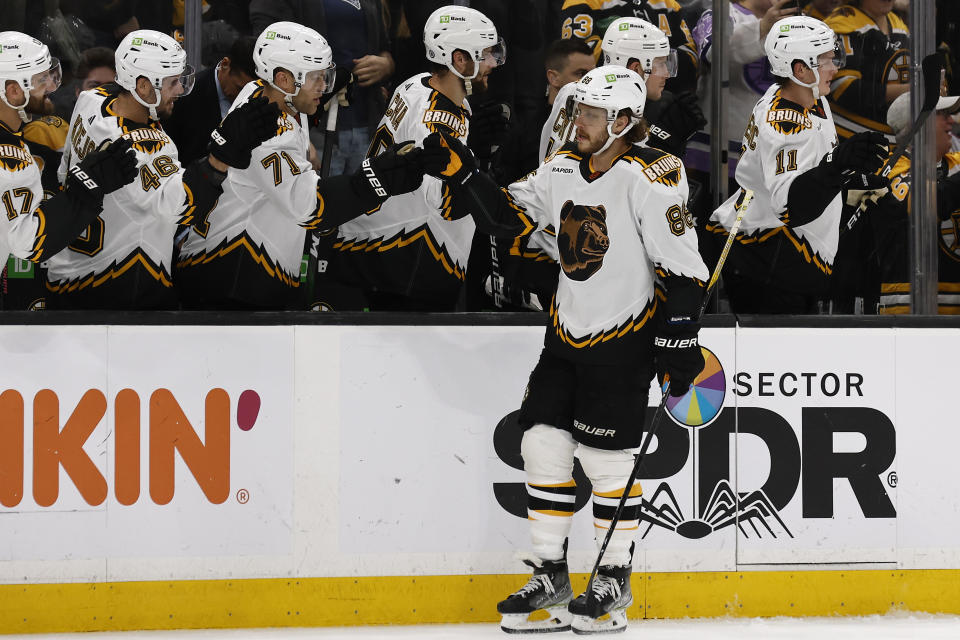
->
(177, 232), (301, 288)
(46, 249), (173, 293)
(549, 292), (661, 350)
(334, 222), (466, 281)
(706, 222), (833, 275)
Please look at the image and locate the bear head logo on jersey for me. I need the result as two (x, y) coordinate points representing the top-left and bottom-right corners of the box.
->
(558, 200), (609, 281)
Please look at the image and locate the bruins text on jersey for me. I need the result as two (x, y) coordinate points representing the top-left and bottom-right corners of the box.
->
(707, 16), (888, 314)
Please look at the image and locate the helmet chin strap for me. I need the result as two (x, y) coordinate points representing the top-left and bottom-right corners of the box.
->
(791, 65), (822, 102)
(449, 59), (480, 97)
(132, 84), (162, 121)
(592, 116), (635, 156)
(1, 87), (32, 124)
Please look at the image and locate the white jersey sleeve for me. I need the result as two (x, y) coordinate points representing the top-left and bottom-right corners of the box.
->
(634, 158), (707, 282)
(232, 110), (320, 228)
(538, 83), (576, 163)
(0, 132), (43, 263)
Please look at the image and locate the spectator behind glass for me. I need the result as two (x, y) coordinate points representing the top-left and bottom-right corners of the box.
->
(544, 38), (596, 107)
(557, 0), (699, 94)
(686, 0), (797, 222)
(826, 0), (909, 142)
(249, 0), (394, 175)
(164, 35), (257, 167)
(859, 93), (960, 314)
(74, 46), (116, 95)
(801, 0), (843, 21)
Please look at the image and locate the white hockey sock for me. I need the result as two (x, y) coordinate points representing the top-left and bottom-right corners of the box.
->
(522, 424), (578, 561)
(577, 444), (643, 567)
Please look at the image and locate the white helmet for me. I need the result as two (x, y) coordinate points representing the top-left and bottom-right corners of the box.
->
(602, 18), (677, 79)
(0, 31), (61, 123)
(764, 16), (844, 101)
(116, 30), (195, 121)
(569, 65), (647, 154)
(254, 21), (336, 106)
(423, 5), (505, 95)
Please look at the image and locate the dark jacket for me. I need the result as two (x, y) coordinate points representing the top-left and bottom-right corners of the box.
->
(163, 66), (223, 167)
(248, 0), (390, 136)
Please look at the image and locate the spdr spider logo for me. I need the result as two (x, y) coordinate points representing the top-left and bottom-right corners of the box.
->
(492, 345), (897, 540)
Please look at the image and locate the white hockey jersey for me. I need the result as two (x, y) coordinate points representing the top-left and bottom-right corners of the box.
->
(710, 84), (841, 274)
(333, 74), (475, 299)
(0, 122), (45, 266)
(178, 80), (320, 289)
(509, 143), (708, 364)
(46, 84), (185, 292)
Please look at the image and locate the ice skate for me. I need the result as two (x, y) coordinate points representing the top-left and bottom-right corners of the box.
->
(568, 564), (632, 634)
(497, 554), (573, 633)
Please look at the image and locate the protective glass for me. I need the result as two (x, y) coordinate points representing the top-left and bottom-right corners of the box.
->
(480, 39), (507, 67)
(162, 64), (196, 96)
(818, 37), (846, 70)
(303, 67), (337, 95)
(648, 50), (678, 78)
(31, 57), (62, 92)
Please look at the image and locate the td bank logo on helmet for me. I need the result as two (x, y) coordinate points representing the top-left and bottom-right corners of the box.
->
(0, 388), (262, 508)
(440, 15), (466, 23)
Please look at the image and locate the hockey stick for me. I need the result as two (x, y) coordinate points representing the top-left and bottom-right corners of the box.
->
(843, 53), (943, 235)
(583, 188), (754, 593)
(303, 99), (339, 307)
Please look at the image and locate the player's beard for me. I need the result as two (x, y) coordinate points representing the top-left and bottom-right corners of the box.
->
(575, 126), (608, 155)
(156, 100), (175, 119)
(466, 73), (489, 96)
(25, 92), (54, 116)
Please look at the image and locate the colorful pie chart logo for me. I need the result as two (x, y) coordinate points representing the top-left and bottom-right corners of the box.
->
(664, 346), (726, 428)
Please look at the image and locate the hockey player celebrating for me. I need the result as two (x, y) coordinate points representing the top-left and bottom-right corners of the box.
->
(46, 29), (279, 310)
(0, 32), (137, 284)
(511, 17), (704, 314)
(176, 22), (441, 309)
(705, 16), (890, 314)
(426, 65), (708, 633)
(329, 5), (506, 311)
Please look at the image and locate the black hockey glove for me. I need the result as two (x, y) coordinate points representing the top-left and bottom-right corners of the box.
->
(65, 137), (137, 203)
(647, 91), (706, 153)
(654, 277), (705, 397)
(209, 96), (281, 169)
(423, 131), (479, 186)
(321, 69), (355, 109)
(825, 131), (889, 178)
(468, 102), (511, 161)
(352, 140), (424, 201)
(654, 326), (704, 398)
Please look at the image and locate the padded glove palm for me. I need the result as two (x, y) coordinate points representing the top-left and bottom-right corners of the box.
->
(209, 96), (282, 169)
(826, 131), (889, 177)
(423, 131), (478, 186)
